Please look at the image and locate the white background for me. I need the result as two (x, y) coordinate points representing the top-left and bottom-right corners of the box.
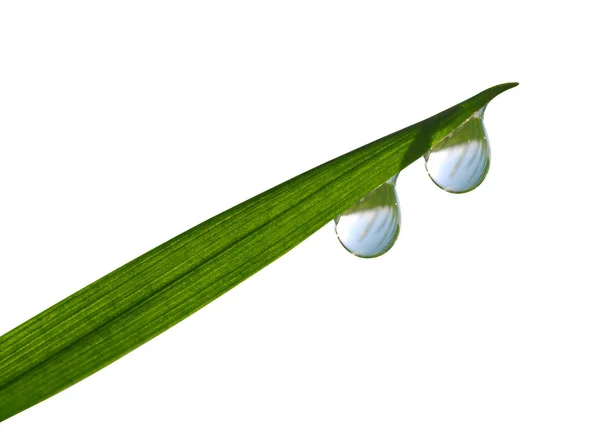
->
(1, 1), (599, 443)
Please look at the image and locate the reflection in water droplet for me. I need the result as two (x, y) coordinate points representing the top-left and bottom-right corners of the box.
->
(425, 108), (490, 193)
(334, 174), (400, 258)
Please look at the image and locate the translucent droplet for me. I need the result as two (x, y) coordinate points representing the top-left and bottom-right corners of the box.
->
(334, 175), (400, 258)
(425, 108), (490, 193)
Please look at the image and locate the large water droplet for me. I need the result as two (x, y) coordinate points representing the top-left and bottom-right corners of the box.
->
(334, 174), (400, 258)
(425, 108), (490, 193)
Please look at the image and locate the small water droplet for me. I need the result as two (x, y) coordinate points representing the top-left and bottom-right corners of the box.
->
(334, 174), (400, 258)
(425, 108), (490, 193)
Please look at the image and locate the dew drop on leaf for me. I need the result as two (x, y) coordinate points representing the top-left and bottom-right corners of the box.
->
(424, 107), (490, 193)
(334, 174), (400, 258)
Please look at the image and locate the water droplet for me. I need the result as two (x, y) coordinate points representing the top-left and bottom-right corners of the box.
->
(425, 108), (490, 193)
(334, 174), (400, 258)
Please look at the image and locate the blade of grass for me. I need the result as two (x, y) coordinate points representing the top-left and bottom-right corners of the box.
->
(0, 83), (518, 422)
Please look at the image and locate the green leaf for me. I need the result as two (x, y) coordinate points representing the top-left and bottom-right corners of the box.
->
(0, 83), (517, 422)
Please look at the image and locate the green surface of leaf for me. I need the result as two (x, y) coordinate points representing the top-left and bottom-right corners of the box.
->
(0, 83), (517, 422)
